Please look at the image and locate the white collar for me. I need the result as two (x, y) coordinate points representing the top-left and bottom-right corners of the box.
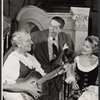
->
(76, 56), (98, 72)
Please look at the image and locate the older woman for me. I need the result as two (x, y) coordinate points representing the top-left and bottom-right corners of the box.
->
(66, 36), (98, 100)
(3, 30), (46, 100)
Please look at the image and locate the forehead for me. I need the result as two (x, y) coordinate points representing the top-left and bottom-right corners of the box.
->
(21, 34), (31, 41)
(50, 19), (60, 26)
(84, 40), (92, 47)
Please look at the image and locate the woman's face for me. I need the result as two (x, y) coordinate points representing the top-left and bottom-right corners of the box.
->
(81, 40), (93, 55)
(19, 34), (33, 53)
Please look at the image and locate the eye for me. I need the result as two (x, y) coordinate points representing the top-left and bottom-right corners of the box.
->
(54, 26), (58, 29)
(86, 45), (89, 48)
(83, 43), (85, 46)
(49, 24), (52, 27)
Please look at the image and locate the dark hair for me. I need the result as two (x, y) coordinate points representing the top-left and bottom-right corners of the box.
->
(52, 16), (65, 29)
(85, 36), (98, 55)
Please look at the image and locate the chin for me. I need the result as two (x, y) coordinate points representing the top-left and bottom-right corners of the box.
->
(81, 52), (87, 55)
(27, 48), (31, 52)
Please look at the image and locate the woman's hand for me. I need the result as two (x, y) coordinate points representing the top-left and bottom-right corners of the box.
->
(3, 80), (42, 100)
(72, 81), (79, 90)
(27, 85), (42, 99)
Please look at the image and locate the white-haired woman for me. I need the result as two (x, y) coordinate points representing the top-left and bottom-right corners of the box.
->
(3, 30), (46, 100)
(66, 36), (98, 100)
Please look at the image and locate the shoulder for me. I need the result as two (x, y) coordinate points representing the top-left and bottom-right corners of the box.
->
(92, 54), (98, 59)
(59, 32), (67, 36)
(90, 55), (98, 64)
(74, 56), (79, 62)
(3, 51), (20, 67)
(59, 32), (71, 40)
(6, 51), (20, 60)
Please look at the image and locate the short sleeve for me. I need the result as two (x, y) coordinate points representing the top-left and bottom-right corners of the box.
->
(3, 54), (20, 84)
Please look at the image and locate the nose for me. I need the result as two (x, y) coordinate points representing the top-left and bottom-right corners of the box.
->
(29, 40), (33, 44)
(49, 26), (54, 31)
(51, 27), (55, 31)
(31, 40), (33, 44)
(82, 45), (86, 50)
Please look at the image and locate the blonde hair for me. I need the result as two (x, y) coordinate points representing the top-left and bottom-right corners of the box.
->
(85, 35), (98, 55)
(11, 30), (30, 47)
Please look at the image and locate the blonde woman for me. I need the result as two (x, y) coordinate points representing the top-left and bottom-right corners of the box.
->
(66, 36), (98, 100)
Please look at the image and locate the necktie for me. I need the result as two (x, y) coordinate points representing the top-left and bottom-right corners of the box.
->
(52, 43), (58, 58)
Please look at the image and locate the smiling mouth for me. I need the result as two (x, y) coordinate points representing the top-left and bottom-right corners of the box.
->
(82, 50), (86, 52)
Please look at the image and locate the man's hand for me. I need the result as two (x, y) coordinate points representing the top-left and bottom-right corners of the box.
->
(62, 43), (69, 50)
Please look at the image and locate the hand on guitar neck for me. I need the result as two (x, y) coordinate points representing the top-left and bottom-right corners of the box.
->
(52, 43), (74, 74)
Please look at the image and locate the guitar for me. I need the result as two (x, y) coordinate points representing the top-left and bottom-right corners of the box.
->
(16, 65), (64, 100)
(16, 50), (74, 100)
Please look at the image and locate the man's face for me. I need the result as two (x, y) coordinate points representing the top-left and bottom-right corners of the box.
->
(49, 19), (62, 37)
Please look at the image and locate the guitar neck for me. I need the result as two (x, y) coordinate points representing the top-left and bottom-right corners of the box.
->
(37, 65), (63, 85)
(37, 50), (65, 85)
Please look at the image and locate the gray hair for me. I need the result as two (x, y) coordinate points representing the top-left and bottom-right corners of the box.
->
(11, 30), (30, 47)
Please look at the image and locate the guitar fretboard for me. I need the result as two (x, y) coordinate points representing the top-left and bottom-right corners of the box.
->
(37, 65), (63, 85)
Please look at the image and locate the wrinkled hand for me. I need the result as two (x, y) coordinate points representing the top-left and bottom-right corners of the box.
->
(62, 63), (69, 73)
(27, 83), (42, 99)
(58, 63), (70, 75)
(65, 76), (76, 84)
(62, 43), (68, 50)
(72, 81), (79, 90)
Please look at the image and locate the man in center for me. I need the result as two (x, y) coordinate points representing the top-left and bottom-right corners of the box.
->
(31, 16), (74, 100)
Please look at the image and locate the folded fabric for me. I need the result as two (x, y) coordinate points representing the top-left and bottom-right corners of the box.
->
(78, 85), (98, 100)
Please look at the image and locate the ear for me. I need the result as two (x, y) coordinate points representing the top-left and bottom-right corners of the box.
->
(17, 42), (21, 48)
(59, 28), (62, 32)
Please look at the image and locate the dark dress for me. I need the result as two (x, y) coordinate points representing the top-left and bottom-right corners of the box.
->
(76, 65), (98, 91)
(69, 56), (98, 100)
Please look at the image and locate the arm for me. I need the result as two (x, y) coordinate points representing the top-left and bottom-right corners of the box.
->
(65, 62), (76, 84)
(3, 82), (30, 92)
(3, 53), (42, 99)
(3, 82), (42, 99)
(67, 60), (79, 90)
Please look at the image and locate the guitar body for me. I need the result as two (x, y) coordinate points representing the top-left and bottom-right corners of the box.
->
(16, 71), (48, 100)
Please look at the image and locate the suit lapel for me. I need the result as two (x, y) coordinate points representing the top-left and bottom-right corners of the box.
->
(58, 34), (63, 53)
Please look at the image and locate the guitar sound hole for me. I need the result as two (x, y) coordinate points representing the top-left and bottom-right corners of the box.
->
(30, 81), (36, 85)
